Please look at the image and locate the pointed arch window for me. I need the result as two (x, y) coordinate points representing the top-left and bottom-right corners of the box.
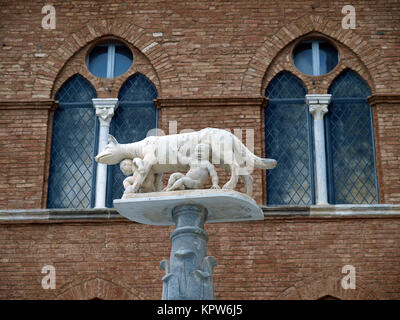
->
(47, 74), (98, 208)
(106, 74), (158, 207)
(326, 69), (379, 204)
(264, 71), (315, 205)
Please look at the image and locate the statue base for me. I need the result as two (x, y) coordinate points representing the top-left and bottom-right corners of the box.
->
(113, 189), (264, 226)
(113, 189), (264, 300)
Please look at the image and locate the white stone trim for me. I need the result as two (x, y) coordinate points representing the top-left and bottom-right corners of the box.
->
(93, 98), (119, 127)
(1, 204), (400, 224)
(306, 94), (332, 205)
(306, 94), (331, 120)
(93, 98), (119, 208)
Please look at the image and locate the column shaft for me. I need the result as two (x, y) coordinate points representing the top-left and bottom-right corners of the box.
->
(306, 94), (332, 205)
(95, 124), (110, 208)
(313, 118), (328, 204)
(161, 204), (217, 300)
(92, 98), (118, 208)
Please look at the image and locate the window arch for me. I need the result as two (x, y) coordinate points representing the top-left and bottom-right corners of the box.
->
(326, 69), (379, 204)
(264, 71), (315, 205)
(106, 74), (158, 206)
(47, 74), (98, 208)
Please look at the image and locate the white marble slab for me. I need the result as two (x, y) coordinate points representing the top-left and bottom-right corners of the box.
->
(113, 189), (264, 226)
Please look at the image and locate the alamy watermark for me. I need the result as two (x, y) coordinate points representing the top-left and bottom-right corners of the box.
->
(142, 122), (257, 175)
(41, 265), (56, 289)
(41, 4), (357, 31)
(341, 265), (356, 290)
(41, 5), (56, 30)
(342, 5), (356, 29)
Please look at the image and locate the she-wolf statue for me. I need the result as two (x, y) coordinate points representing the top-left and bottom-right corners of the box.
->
(95, 127), (277, 197)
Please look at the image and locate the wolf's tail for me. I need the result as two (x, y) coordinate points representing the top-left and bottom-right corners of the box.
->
(232, 133), (277, 170)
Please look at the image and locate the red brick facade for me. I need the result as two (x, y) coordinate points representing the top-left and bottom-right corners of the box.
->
(0, 215), (398, 300)
(0, 0), (399, 299)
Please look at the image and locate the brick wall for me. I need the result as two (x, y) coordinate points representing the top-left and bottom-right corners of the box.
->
(369, 95), (400, 204)
(0, 1), (399, 300)
(0, 0), (399, 207)
(0, 216), (398, 299)
(1, 0), (399, 100)
(0, 101), (55, 209)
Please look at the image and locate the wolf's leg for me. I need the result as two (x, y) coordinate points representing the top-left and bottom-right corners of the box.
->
(131, 148), (157, 192)
(154, 174), (163, 192)
(222, 162), (240, 190)
(241, 174), (253, 196)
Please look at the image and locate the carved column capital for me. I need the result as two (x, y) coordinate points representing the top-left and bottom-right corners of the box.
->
(92, 98), (118, 208)
(92, 98), (119, 127)
(306, 94), (332, 120)
(305, 94), (331, 205)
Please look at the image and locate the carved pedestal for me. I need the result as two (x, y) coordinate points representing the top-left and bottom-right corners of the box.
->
(161, 204), (216, 300)
(113, 189), (263, 300)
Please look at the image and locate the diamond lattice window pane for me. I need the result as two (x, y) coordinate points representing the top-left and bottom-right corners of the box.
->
(47, 75), (97, 208)
(265, 72), (314, 205)
(107, 74), (158, 207)
(326, 69), (378, 204)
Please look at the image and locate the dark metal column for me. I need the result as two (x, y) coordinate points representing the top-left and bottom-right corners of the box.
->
(160, 204), (217, 300)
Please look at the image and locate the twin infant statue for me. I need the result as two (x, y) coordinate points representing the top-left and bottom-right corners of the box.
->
(120, 144), (220, 194)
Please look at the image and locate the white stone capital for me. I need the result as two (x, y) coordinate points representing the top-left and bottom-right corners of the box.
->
(92, 98), (118, 208)
(305, 94), (331, 205)
(92, 98), (119, 127)
(306, 94), (332, 120)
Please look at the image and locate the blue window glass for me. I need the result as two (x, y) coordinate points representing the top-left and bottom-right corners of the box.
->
(87, 42), (133, 78)
(87, 46), (108, 78)
(292, 42), (313, 76)
(106, 74), (158, 207)
(319, 42), (339, 76)
(293, 40), (339, 76)
(265, 71), (315, 205)
(47, 74), (98, 208)
(326, 69), (378, 204)
(115, 45), (133, 77)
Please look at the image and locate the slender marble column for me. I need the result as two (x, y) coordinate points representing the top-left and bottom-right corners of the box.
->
(160, 204), (217, 300)
(92, 98), (119, 208)
(305, 94), (332, 205)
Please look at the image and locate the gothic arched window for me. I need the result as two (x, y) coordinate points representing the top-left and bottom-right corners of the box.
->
(47, 74), (98, 208)
(326, 69), (379, 204)
(106, 74), (158, 206)
(264, 71), (315, 205)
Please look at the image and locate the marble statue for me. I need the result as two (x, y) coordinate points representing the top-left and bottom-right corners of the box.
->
(120, 158), (161, 194)
(163, 144), (220, 191)
(95, 127), (277, 197)
(109, 128), (272, 301)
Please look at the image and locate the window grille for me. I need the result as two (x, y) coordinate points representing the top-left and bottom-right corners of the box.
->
(106, 74), (158, 207)
(265, 71), (315, 205)
(326, 69), (379, 204)
(47, 74), (98, 208)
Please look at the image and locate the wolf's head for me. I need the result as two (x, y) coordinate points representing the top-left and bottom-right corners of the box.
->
(95, 135), (126, 165)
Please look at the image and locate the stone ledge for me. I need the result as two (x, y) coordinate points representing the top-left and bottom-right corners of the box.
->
(1, 204), (400, 224)
(262, 204), (400, 219)
(0, 208), (125, 224)
(154, 96), (268, 109)
(368, 94), (400, 106)
(0, 99), (59, 110)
